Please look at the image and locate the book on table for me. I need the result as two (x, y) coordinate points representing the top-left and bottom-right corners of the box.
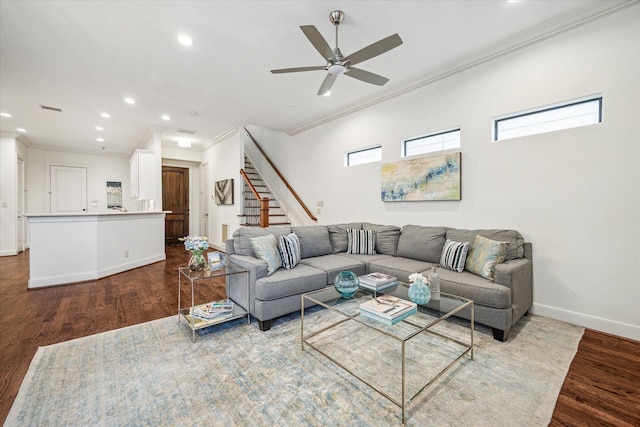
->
(358, 280), (398, 292)
(358, 272), (397, 287)
(359, 295), (417, 321)
(192, 299), (234, 320)
(360, 306), (417, 325)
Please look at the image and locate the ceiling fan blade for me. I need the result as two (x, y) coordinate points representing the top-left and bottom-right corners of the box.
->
(344, 67), (389, 86)
(271, 66), (326, 74)
(317, 73), (337, 96)
(300, 25), (337, 62)
(343, 33), (403, 66)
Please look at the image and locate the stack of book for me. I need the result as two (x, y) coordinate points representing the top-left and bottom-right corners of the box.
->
(192, 299), (234, 321)
(358, 272), (398, 291)
(359, 295), (417, 325)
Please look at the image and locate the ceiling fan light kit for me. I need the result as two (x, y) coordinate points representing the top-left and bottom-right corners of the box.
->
(271, 10), (403, 95)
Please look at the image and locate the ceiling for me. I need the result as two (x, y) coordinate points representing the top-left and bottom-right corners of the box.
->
(0, 1), (633, 156)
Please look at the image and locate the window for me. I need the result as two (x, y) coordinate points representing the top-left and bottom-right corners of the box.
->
(402, 128), (461, 157)
(493, 96), (602, 141)
(345, 145), (382, 166)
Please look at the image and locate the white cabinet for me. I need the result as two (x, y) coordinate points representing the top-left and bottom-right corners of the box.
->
(130, 149), (156, 199)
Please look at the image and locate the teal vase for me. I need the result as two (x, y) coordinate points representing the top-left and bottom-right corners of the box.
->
(334, 271), (359, 298)
(408, 279), (431, 305)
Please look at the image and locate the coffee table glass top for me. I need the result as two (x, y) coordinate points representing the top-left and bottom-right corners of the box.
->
(303, 283), (472, 339)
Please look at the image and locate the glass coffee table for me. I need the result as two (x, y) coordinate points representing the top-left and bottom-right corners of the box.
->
(301, 283), (474, 425)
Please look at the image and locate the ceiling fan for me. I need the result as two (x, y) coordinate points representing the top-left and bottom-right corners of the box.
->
(271, 10), (403, 96)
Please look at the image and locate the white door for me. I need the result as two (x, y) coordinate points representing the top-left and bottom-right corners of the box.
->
(50, 165), (87, 213)
(200, 163), (209, 237)
(17, 156), (26, 252)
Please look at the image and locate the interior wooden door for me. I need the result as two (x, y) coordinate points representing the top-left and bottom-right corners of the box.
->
(162, 166), (189, 244)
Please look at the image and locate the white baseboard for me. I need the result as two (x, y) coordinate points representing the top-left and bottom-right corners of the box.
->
(532, 303), (640, 341)
(0, 249), (18, 257)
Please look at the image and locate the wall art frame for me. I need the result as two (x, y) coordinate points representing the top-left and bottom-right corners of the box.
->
(381, 152), (461, 202)
(214, 179), (234, 205)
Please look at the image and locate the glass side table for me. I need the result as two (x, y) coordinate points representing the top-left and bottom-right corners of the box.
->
(177, 264), (250, 341)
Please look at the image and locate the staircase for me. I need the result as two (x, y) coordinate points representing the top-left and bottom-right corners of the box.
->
(240, 155), (290, 227)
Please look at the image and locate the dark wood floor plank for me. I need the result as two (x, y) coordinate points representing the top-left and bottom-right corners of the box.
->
(1, 246), (639, 425)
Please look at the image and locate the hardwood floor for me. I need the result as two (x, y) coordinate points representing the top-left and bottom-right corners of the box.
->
(1, 247), (638, 425)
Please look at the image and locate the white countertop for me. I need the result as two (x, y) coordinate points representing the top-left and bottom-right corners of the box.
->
(25, 211), (171, 217)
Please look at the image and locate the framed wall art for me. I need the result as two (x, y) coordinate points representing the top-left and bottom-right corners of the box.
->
(381, 152), (461, 202)
(214, 179), (234, 205)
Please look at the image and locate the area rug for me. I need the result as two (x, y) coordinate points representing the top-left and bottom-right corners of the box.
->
(6, 306), (583, 427)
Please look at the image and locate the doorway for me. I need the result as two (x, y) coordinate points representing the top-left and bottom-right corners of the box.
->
(50, 165), (87, 213)
(162, 166), (189, 244)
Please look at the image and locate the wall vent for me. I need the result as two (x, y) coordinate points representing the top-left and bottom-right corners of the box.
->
(40, 104), (63, 112)
(177, 128), (196, 135)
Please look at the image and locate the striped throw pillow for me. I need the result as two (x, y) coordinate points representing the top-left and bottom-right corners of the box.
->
(347, 229), (376, 255)
(440, 239), (470, 272)
(278, 233), (301, 269)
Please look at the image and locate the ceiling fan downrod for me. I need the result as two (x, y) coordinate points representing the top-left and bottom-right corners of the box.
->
(329, 10), (345, 74)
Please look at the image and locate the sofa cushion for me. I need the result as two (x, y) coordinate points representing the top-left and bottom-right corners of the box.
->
(363, 223), (401, 256)
(396, 225), (447, 263)
(299, 254), (367, 284)
(291, 226), (333, 259)
(250, 234), (281, 275)
(254, 264), (327, 301)
(440, 239), (470, 273)
(328, 223), (362, 253)
(369, 256), (438, 283)
(436, 268), (511, 309)
(233, 226), (292, 257)
(347, 229), (376, 255)
(336, 253), (394, 271)
(446, 228), (524, 260)
(465, 235), (508, 280)
(278, 233), (301, 270)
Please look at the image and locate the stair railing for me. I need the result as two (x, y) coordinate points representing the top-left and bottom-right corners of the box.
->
(240, 169), (270, 227)
(244, 127), (318, 223)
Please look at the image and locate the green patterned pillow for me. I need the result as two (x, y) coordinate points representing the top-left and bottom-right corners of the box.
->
(465, 235), (508, 280)
(250, 234), (281, 276)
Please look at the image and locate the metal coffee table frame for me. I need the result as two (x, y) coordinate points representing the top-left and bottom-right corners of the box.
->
(301, 286), (474, 425)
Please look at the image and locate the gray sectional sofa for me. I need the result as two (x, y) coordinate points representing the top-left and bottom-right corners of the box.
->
(225, 223), (533, 341)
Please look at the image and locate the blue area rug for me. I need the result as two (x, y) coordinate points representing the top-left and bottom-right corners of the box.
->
(6, 306), (583, 426)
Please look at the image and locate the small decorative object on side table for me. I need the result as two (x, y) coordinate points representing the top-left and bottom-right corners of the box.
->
(408, 272), (431, 304)
(334, 270), (359, 298)
(179, 235), (209, 271)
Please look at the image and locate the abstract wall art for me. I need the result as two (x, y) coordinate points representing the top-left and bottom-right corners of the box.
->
(214, 179), (234, 205)
(106, 181), (123, 208)
(381, 152), (461, 201)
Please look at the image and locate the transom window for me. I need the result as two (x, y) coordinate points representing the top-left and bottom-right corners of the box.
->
(345, 145), (382, 166)
(402, 128), (461, 157)
(493, 95), (602, 141)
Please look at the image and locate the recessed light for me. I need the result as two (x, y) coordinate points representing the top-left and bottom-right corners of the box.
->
(124, 97), (136, 105)
(97, 137), (104, 142)
(95, 126), (103, 131)
(0, 112), (12, 118)
(178, 34), (194, 46)
(101, 112), (111, 118)
(161, 115), (171, 121)
(16, 128), (26, 132)
(178, 139), (191, 148)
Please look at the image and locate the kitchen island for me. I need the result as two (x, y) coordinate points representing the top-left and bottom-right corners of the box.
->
(25, 211), (170, 288)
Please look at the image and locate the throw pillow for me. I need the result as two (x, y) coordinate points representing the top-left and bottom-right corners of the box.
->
(347, 229), (376, 255)
(440, 239), (470, 273)
(278, 233), (301, 270)
(465, 235), (508, 280)
(250, 234), (281, 276)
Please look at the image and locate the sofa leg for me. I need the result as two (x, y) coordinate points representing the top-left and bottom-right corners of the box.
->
(491, 328), (508, 342)
(523, 310), (530, 316)
(258, 319), (273, 331)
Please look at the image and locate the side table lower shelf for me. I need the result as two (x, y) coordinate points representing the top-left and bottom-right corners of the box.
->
(177, 264), (250, 341)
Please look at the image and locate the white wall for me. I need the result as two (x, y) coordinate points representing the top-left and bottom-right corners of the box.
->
(26, 147), (132, 214)
(0, 135), (18, 255)
(203, 128), (244, 250)
(263, 7), (640, 339)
